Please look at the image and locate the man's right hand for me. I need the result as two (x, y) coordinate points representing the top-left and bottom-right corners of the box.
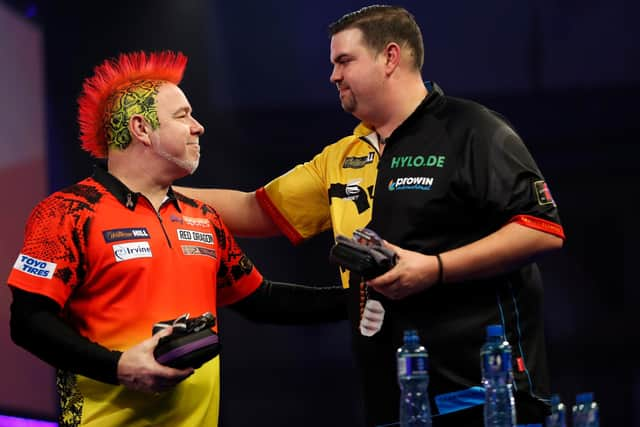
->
(117, 327), (194, 393)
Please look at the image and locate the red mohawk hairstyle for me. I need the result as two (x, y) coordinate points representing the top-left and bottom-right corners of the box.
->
(77, 51), (188, 158)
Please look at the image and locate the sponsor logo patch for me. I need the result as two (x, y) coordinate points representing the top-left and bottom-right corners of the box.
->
(342, 152), (375, 169)
(388, 176), (434, 191)
(181, 245), (217, 259)
(345, 179), (362, 198)
(13, 254), (56, 279)
(177, 229), (214, 245)
(328, 179), (372, 214)
(534, 180), (556, 206)
(182, 216), (210, 228)
(390, 155), (446, 169)
(113, 241), (152, 262)
(103, 227), (150, 243)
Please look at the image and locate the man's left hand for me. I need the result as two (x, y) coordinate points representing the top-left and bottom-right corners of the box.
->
(365, 242), (440, 300)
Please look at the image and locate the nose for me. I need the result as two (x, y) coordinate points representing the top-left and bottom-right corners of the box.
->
(191, 117), (205, 136)
(330, 64), (340, 84)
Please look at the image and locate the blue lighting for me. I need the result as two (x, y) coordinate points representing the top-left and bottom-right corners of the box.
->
(0, 415), (57, 427)
(24, 4), (38, 19)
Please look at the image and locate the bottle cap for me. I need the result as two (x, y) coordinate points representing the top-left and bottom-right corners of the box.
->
(486, 324), (503, 337)
(403, 329), (419, 344)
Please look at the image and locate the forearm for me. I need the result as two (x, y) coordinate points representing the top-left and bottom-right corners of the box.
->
(173, 187), (280, 237)
(229, 279), (348, 324)
(439, 222), (563, 283)
(10, 287), (122, 384)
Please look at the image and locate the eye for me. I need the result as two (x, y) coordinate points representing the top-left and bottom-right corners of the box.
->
(333, 56), (352, 66)
(174, 108), (191, 119)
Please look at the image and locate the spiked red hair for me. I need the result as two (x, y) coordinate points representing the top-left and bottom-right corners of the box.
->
(77, 51), (188, 158)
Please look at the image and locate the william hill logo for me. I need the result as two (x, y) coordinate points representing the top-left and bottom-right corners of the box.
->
(103, 228), (150, 243)
(388, 177), (433, 191)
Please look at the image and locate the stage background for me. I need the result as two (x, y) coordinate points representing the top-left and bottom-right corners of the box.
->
(0, 1), (637, 426)
(0, 1), (56, 421)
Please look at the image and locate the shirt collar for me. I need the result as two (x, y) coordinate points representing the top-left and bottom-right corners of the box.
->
(353, 81), (445, 140)
(92, 162), (182, 212)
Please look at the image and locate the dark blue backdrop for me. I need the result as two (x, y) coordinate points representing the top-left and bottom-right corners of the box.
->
(4, 0), (638, 426)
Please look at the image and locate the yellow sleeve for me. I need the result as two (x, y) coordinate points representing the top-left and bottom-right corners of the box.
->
(257, 150), (332, 244)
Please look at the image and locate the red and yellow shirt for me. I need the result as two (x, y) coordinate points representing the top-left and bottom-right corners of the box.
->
(8, 167), (262, 426)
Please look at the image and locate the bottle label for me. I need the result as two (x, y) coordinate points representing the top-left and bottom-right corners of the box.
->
(398, 354), (428, 377)
(482, 352), (512, 375)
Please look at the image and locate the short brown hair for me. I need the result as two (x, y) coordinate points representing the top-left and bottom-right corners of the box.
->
(328, 5), (424, 71)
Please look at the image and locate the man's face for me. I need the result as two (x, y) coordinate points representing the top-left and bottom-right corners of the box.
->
(330, 28), (385, 120)
(149, 83), (204, 175)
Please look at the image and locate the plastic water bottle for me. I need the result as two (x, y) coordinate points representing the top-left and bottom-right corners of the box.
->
(545, 394), (567, 427)
(397, 329), (432, 427)
(481, 324), (516, 427)
(572, 392), (599, 427)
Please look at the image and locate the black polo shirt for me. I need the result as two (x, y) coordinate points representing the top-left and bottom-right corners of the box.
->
(354, 83), (563, 426)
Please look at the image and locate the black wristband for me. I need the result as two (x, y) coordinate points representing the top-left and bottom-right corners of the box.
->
(435, 253), (444, 285)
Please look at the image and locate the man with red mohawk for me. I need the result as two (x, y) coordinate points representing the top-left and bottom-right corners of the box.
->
(6, 51), (346, 426)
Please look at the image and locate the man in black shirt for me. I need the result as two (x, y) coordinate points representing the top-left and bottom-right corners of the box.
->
(178, 5), (565, 426)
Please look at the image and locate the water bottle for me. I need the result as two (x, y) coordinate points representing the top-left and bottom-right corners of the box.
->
(397, 329), (432, 427)
(481, 324), (516, 427)
(545, 394), (567, 427)
(571, 392), (599, 427)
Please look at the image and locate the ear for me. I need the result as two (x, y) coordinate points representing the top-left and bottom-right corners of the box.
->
(382, 42), (401, 75)
(129, 115), (153, 147)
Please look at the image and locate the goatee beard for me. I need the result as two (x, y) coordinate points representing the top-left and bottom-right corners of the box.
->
(151, 139), (199, 175)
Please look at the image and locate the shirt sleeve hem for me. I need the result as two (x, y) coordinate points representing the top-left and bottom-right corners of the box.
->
(509, 214), (566, 240)
(255, 187), (304, 246)
(218, 270), (264, 307)
(7, 276), (67, 308)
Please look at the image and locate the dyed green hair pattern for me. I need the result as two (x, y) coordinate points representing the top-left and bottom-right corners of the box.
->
(78, 51), (187, 158)
(104, 79), (162, 151)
